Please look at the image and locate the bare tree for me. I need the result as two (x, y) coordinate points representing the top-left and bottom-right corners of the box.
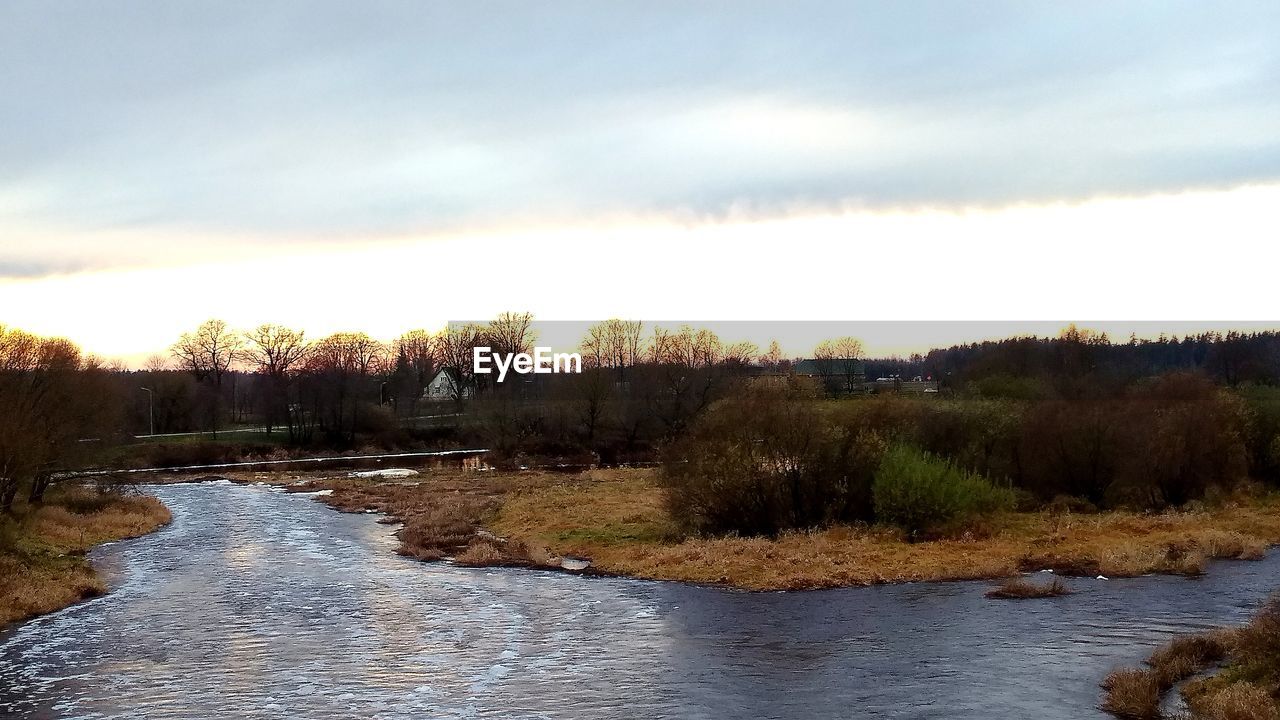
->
(171, 319), (243, 388)
(392, 329), (438, 413)
(245, 324), (309, 377)
(170, 319), (244, 433)
(722, 340), (759, 366)
(437, 323), (486, 406)
(244, 325), (309, 435)
(814, 336), (865, 394)
(580, 319), (646, 382)
(302, 332), (387, 443)
(760, 340), (785, 371)
(486, 311), (536, 357)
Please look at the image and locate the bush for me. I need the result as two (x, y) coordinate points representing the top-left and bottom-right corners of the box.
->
(1240, 385), (1280, 484)
(1114, 374), (1249, 508)
(662, 378), (885, 536)
(872, 445), (1014, 538)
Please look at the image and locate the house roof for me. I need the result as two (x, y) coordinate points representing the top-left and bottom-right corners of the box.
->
(792, 358), (866, 376)
(430, 367), (463, 383)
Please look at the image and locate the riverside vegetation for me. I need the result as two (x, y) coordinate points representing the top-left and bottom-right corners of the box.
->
(10, 322), (1280, 613)
(1103, 596), (1280, 720)
(0, 484), (170, 625)
(246, 366), (1280, 591)
(250, 459), (1280, 592)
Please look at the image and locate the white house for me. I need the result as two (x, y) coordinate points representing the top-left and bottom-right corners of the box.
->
(423, 368), (472, 401)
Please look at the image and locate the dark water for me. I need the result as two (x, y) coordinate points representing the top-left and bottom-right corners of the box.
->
(1, 482), (1276, 719)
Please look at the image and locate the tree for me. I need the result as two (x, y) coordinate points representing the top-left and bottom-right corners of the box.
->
(437, 323), (485, 406)
(301, 332), (387, 443)
(760, 340), (785, 371)
(0, 327), (111, 511)
(390, 329), (438, 415)
(814, 336), (864, 394)
(244, 324), (309, 378)
(486, 312), (536, 358)
(244, 324), (309, 435)
(170, 319), (244, 433)
(581, 319), (646, 370)
(171, 319), (243, 388)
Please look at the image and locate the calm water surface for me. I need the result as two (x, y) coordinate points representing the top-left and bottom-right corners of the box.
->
(1, 482), (1276, 719)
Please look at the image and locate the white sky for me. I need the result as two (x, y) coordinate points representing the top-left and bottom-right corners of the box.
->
(3, 182), (1279, 364)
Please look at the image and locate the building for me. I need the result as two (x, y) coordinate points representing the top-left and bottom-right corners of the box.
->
(423, 368), (473, 402)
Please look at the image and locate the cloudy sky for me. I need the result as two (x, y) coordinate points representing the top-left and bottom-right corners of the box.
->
(1, 1), (1278, 360)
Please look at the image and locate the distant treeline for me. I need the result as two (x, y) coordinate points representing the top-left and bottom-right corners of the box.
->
(862, 326), (1280, 396)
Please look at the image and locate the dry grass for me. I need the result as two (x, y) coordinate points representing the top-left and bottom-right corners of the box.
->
(1148, 633), (1232, 687)
(1102, 668), (1161, 719)
(488, 468), (1280, 590)
(455, 538), (505, 565)
(257, 466), (1280, 591)
(1185, 683), (1279, 720)
(1180, 598), (1280, 720)
(0, 487), (171, 625)
(985, 576), (1072, 599)
(1103, 612), (1266, 719)
(282, 469), (562, 568)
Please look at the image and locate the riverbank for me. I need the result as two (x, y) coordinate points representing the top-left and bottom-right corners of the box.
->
(1103, 596), (1280, 719)
(222, 466), (1280, 591)
(0, 487), (171, 625)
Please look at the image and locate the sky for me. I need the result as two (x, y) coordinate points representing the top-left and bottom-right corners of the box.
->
(2, 1), (1279, 363)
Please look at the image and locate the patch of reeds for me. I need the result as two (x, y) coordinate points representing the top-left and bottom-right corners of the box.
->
(1102, 627), (1234, 718)
(985, 576), (1071, 599)
(1101, 668), (1161, 719)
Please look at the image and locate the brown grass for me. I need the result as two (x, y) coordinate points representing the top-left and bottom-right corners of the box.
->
(1185, 683), (1279, 720)
(1147, 633), (1231, 687)
(0, 487), (171, 625)
(257, 466), (1280, 591)
(1180, 598), (1280, 720)
(985, 576), (1072, 599)
(1101, 668), (1161, 719)
(281, 470), (560, 568)
(489, 468), (1279, 590)
(455, 538), (505, 565)
(1103, 619), (1253, 718)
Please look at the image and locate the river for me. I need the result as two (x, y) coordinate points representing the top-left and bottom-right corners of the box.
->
(1, 481), (1275, 719)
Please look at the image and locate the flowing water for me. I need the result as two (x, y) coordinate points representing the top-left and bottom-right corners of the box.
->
(1, 482), (1276, 719)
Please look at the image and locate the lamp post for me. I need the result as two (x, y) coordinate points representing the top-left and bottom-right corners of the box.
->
(141, 387), (155, 436)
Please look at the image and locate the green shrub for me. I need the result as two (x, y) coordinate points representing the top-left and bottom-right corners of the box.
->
(872, 445), (1014, 537)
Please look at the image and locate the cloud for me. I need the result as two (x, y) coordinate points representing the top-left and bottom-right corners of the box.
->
(1, 1), (1278, 277)
(0, 258), (88, 279)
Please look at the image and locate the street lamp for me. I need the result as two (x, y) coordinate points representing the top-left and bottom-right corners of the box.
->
(141, 387), (155, 436)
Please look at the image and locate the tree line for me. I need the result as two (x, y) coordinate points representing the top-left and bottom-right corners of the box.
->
(8, 317), (1280, 525)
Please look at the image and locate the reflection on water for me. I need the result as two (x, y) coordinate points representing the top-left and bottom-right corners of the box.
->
(1, 482), (1275, 719)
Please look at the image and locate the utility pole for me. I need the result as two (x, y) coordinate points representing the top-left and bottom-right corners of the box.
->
(141, 387), (155, 436)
